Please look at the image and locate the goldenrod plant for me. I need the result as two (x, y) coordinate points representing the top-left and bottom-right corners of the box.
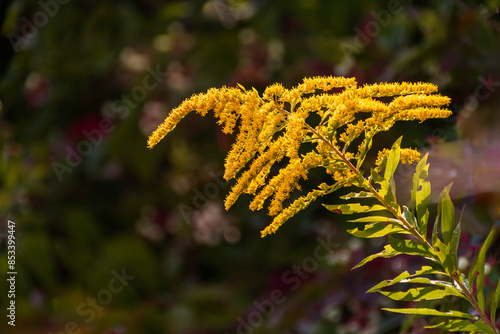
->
(148, 76), (500, 333)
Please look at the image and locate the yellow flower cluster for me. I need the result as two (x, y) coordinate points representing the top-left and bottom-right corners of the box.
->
(376, 148), (421, 166)
(147, 76), (452, 237)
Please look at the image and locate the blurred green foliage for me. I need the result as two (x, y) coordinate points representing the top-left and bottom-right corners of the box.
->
(1, 0), (499, 333)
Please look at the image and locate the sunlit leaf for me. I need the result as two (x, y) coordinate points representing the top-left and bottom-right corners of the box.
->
(339, 191), (374, 200)
(382, 308), (477, 319)
(432, 203), (440, 247)
(348, 216), (400, 223)
(389, 237), (433, 258)
(371, 169), (398, 210)
(347, 223), (409, 238)
(368, 266), (447, 293)
(425, 319), (496, 334)
(384, 137), (402, 182)
(379, 286), (464, 301)
(411, 153), (430, 236)
(352, 244), (400, 269)
(323, 203), (386, 214)
(403, 205), (417, 229)
(450, 222), (461, 268)
(440, 185), (455, 246)
(433, 238), (455, 275)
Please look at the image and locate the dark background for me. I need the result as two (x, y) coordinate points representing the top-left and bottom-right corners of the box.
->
(1, 0), (500, 333)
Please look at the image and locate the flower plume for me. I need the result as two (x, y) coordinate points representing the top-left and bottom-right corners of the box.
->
(148, 76), (451, 237)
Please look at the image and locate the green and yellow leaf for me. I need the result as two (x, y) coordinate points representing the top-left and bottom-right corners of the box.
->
(382, 308), (477, 319)
(347, 223), (409, 238)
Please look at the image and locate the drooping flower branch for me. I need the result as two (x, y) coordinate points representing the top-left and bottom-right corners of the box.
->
(148, 76), (451, 237)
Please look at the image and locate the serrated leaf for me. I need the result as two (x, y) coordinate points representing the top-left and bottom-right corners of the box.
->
(491, 276), (500, 326)
(323, 203), (386, 214)
(425, 319), (496, 334)
(440, 185), (455, 246)
(382, 308), (477, 320)
(352, 244), (400, 269)
(347, 223), (409, 238)
(339, 191), (374, 200)
(468, 225), (498, 312)
(379, 286), (464, 301)
(389, 237), (433, 258)
(384, 137), (402, 182)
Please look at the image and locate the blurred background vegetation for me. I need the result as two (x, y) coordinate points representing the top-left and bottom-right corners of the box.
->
(1, 0), (500, 333)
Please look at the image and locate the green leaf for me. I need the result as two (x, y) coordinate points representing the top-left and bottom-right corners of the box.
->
(382, 308), (477, 320)
(367, 266), (449, 293)
(348, 216), (400, 223)
(459, 272), (471, 292)
(339, 191), (374, 200)
(419, 210), (430, 240)
(379, 286), (464, 301)
(403, 205), (417, 229)
(389, 237), (433, 258)
(433, 238), (455, 275)
(468, 226), (498, 312)
(323, 203), (386, 214)
(371, 169), (398, 211)
(450, 222), (461, 268)
(352, 244), (400, 269)
(347, 223), (409, 238)
(440, 185), (455, 246)
(425, 319), (496, 334)
(432, 200), (440, 247)
(491, 276), (500, 326)
(384, 137), (402, 182)
(411, 153), (431, 236)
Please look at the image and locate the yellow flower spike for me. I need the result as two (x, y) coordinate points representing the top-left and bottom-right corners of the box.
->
(389, 94), (451, 111)
(354, 97), (390, 113)
(260, 188), (327, 237)
(357, 82), (438, 98)
(396, 107), (453, 122)
(297, 76), (357, 94)
(225, 100), (277, 180)
(283, 108), (309, 159)
(245, 161), (273, 195)
(267, 152), (323, 216)
(224, 136), (287, 209)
